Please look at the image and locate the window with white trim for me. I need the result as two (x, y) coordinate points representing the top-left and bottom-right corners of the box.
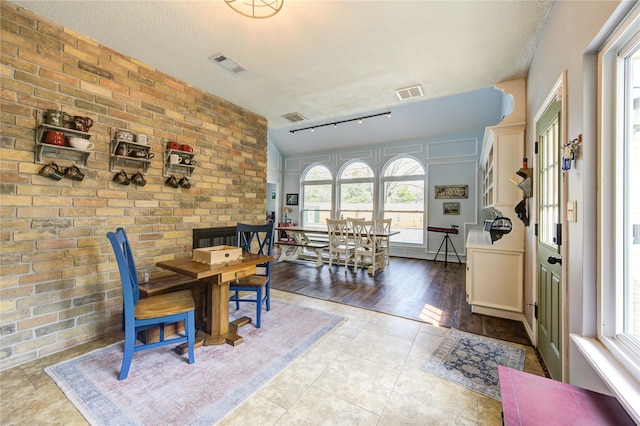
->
(598, 3), (640, 384)
(338, 161), (374, 220)
(381, 157), (425, 244)
(301, 165), (332, 228)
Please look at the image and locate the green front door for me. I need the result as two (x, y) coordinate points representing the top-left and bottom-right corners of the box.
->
(537, 99), (563, 380)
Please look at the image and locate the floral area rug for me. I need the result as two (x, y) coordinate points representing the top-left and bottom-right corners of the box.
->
(421, 328), (526, 401)
(45, 300), (344, 425)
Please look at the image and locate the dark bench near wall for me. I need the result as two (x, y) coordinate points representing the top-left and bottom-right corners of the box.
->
(193, 227), (237, 249)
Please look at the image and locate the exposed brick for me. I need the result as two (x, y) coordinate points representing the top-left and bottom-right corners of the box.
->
(0, 323), (16, 335)
(0, 4), (267, 371)
(72, 292), (105, 307)
(19, 26), (62, 51)
(78, 61), (113, 79)
(17, 312), (57, 331)
(35, 318), (74, 337)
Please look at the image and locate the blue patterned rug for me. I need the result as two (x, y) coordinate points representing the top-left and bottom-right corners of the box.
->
(45, 301), (344, 425)
(422, 328), (526, 401)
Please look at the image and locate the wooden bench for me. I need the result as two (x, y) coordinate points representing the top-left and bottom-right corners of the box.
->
(275, 240), (329, 267)
(138, 273), (206, 343)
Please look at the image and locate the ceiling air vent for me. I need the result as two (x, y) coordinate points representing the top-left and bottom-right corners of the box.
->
(395, 84), (424, 101)
(208, 53), (247, 74)
(282, 112), (307, 123)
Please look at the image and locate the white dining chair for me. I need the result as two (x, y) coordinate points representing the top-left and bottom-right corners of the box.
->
(351, 220), (386, 275)
(374, 218), (392, 266)
(326, 218), (355, 269)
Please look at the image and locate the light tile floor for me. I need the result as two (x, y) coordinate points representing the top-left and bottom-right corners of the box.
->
(0, 290), (546, 425)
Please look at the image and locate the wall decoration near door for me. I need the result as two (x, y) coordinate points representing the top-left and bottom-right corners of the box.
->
(286, 193), (299, 205)
(443, 202), (460, 215)
(435, 185), (468, 199)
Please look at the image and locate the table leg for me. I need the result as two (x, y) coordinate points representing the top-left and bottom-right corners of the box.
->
(202, 278), (251, 346)
(312, 247), (325, 267)
(277, 245), (303, 262)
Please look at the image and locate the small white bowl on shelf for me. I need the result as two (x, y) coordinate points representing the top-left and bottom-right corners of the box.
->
(68, 137), (94, 151)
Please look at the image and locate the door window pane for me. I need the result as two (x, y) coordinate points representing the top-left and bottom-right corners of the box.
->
(538, 112), (560, 249)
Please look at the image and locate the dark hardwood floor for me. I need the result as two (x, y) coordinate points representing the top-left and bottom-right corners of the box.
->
(270, 249), (532, 346)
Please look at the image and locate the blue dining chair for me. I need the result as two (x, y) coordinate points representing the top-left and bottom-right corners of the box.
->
(106, 227), (195, 380)
(229, 222), (274, 328)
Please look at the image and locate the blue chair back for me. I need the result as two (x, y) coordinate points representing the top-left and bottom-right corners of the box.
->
(236, 222), (274, 271)
(237, 222), (274, 254)
(106, 228), (140, 314)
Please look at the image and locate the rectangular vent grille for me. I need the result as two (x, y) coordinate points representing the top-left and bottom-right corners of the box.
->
(395, 84), (424, 101)
(282, 112), (306, 123)
(208, 53), (247, 74)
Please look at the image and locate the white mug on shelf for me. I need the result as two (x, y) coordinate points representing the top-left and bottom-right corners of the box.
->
(136, 134), (148, 145)
(169, 154), (182, 165)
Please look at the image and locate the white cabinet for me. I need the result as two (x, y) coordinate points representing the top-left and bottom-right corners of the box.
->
(481, 123), (525, 209)
(466, 230), (524, 321)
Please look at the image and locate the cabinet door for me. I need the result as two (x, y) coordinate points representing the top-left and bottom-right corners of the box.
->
(468, 249), (523, 313)
(493, 128), (524, 206)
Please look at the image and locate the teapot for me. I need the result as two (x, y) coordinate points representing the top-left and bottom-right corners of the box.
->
(73, 116), (94, 133)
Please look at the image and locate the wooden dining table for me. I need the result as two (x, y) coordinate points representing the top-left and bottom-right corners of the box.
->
(275, 225), (399, 274)
(156, 252), (274, 347)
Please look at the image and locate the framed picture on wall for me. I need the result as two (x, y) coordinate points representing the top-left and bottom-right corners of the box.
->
(443, 202), (460, 215)
(286, 193), (299, 206)
(435, 185), (468, 199)
(271, 191), (276, 200)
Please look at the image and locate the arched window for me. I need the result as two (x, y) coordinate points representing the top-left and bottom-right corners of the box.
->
(381, 157), (425, 244)
(301, 165), (333, 228)
(339, 161), (374, 219)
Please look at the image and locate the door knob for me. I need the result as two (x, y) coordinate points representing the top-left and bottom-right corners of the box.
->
(547, 256), (562, 265)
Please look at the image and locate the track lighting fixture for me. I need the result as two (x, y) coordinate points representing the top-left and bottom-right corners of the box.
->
(289, 111), (391, 135)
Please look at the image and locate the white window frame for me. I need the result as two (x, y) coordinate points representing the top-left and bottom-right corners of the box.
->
(380, 155), (426, 245)
(572, 5), (640, 422)
(337, 160), (375, 219)
(300, 164), (333, 228)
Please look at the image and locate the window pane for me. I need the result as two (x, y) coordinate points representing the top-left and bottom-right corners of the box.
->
(382, 158), (425, 244)
(383, 180), (424, 243)
(340, 182), (373, 215)
(383, 157), (423, 176)
(302, 183), (332, 228)
(624, 46), (640, 341)
(341, 161), (373, 179)
(303, 183), (332, 206)
(304, 165), (332, 181)
(539, 118), (560, 248)
(302, 210), (331, 228)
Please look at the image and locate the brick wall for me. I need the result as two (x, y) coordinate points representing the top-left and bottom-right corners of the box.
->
(0, 1), (268, 369)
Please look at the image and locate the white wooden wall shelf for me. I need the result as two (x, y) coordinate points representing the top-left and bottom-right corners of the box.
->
(109, 128), (152, 173)
(163, 140), (195, 178)
(34, 112), (91, 168)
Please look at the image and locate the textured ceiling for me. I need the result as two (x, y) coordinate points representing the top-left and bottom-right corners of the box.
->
(12, 0), (552, 155)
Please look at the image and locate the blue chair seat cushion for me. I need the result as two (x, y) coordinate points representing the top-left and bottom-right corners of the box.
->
(134, 290), (195, 320)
